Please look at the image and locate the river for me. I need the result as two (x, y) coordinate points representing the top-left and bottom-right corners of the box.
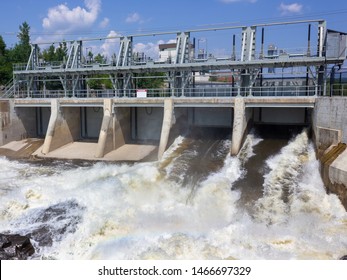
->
(0, 129), (347, 260)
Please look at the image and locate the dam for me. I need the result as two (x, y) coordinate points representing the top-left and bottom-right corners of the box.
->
(1, 20), (347, 207)
(1, 19), (347, 260)
(0, 19), (346, 162)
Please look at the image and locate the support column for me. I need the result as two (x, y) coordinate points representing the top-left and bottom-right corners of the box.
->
(42, 99), (59, 154)
(231, 98), (246, 155)
(41, 99), (80, 155)
(158, 99), (174, 160)
(95, 99), (114, 158)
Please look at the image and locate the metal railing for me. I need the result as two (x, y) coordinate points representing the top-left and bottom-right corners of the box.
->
(330, 84), (347, 97)
(10, 85), (320, 99)
(0, 79), (15, 98)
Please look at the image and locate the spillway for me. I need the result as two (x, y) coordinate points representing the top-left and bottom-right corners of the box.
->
(0, 129), (346, 260)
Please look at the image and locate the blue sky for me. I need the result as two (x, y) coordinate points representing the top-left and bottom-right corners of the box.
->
(1, 0), (347, 59)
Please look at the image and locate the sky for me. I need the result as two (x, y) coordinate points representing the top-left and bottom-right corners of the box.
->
(1, 0), (347, 60)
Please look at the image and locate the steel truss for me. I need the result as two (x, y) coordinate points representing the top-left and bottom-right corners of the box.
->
(12, 20), (347, 98)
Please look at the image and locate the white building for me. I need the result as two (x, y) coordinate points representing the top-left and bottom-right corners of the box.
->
(158, 42), (196, 63)
(158, 43), (177, 63)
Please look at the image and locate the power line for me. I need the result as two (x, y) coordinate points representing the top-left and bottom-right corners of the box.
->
(1, 8), (347, 43)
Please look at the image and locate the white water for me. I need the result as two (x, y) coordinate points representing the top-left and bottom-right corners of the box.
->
(0, 131), (346, 260)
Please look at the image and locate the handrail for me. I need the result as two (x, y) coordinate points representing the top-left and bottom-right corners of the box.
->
(0, 78), (15, 98)
(9, 85), (321, 99)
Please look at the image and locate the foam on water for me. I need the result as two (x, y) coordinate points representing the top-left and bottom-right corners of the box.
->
(0, 131), (346, 260)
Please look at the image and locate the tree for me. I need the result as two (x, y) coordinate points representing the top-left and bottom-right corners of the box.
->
(9, 22), (32, 63)
(55, 41), (68, 61)
(136, 72), (165, 89)
(0, 36), (12, 85)
(42, 44), (56, 61)
(94, 53), (106, 64)
(87, 53), (112, 89)
(0, 35), (6, 57)
(18, 22), (30, 46)
(41, 41), (68, 62)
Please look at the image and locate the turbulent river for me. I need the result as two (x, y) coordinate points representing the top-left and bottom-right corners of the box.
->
(0, 129), (347, 260)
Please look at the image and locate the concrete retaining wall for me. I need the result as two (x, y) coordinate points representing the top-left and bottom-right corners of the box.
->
(0, 100), (37, 146)
(314, 97), (347, 211)
(313, 97), (347, 147)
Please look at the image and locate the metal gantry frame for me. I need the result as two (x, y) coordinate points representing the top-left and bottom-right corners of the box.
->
(10, 19), (347, 99)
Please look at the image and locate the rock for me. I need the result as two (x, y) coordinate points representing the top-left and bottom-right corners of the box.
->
(16, 200), (84, 247)
(340, 255), (347, 260)
(0, 234), (35, 260)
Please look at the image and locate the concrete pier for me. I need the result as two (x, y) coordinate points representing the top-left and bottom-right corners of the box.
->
(41, 99), (59, 154)
(158, 99), (174, 160)
(95, 99), (114, 158)
(231, 98), (251, 155)
(41, 99), (80, 154)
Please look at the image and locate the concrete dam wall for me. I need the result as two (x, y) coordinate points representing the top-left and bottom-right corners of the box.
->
(0, 97), (313, 161)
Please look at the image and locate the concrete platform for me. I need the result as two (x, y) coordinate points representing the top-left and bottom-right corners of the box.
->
(0, 139), (44, 159)
(104, 144), (157, 161)
(33, 142), (157, 162)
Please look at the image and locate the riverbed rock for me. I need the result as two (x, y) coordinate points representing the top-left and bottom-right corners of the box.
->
(9, 200), (84, 249)
(0, 234), (35, 260)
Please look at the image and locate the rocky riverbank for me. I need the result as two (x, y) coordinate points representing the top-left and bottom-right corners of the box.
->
(0, 234), (35, 260)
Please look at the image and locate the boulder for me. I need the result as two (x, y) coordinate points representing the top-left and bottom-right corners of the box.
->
(0, 234), (35, 260)
(340, 255), (347, 260)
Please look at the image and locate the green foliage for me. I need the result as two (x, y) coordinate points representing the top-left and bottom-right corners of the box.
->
(94, 53), (106, 64)
(41, 42), (68, 62)
(11, 22), (31, 63)
(136, 72), (165, 89)
(0, 22), (32, 85)
(0, 36), (12, 84)
(0, 36), (6, 57)
(87, 75), (112, 90)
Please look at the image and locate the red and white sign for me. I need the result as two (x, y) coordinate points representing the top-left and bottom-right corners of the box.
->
(136, 89), (147, 98)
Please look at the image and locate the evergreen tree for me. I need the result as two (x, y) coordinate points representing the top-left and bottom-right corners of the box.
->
(42, 44), (56, 61)
(55, 41), (68, 61)
(9, 21), (31, 63)
(0, 36), (12, 85)
(0, 36), (6, 57)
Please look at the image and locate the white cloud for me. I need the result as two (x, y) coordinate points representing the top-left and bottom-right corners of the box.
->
(42, 0), (101, 34)
(220, 0), (257, 3)
(134, 42), (159, 59)
(99, 17), (110, 28)
(134, 39), (177, 60)
(126, 12), (141, 23)
(100, 30), (120, 58)
(279, 3), (303, 15)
